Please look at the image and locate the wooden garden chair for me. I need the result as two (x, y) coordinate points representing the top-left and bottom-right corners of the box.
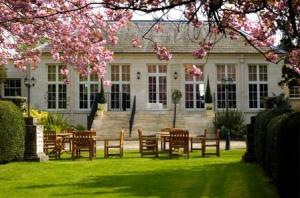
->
(72, 131), (95, 160)
(201, 129), (220, 157)
(104, 130), (124, 158)
(138, 129), (158, 157)
(43, 130), (62, 159)
(169, 129), (189, 159)
(190, 129), (207, 152)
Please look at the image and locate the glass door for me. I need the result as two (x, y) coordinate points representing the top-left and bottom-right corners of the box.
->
(111, 64), (130, 111)
(148, 65), (167, 108)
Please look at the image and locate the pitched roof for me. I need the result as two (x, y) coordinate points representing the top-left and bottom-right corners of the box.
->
(112, 21), (259, 54)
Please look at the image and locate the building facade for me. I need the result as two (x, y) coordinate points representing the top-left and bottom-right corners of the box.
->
(2, 22), (290, 133)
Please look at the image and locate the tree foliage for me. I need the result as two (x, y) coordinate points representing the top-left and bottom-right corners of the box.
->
(0, 0), (299, 81)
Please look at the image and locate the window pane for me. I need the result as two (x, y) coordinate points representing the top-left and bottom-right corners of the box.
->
(58, 84), (67, 109)
(260, 84), (268, 108)
(259, 65), (268, 81)
(4, 79), (21, 96)
(159, 65), (167, 73)
(249, 84), (258, 108)
(159, 76), (167, 105)
(48, 84), (56, 109)
(185, 84), (194, 108)
(79, 84), (88, 109)
(227, 64), (236, 81)
(48, 65), (56, 81)
(122, 65), (130, 81)
(111, 65), (119, 81)
(148, 76), (156, 103)
(148, 65), (156, 73)
(248, 65), (257, 81)
(217, 65), (225, 81)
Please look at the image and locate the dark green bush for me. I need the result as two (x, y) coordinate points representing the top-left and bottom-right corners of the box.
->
(256, 110), (300, 198)
(205, 77), (213, 103)
(0, 101), (25, 163)
(254, 108), (291, 166)
(275, 111), (300, 198)
(213, 110), (245, 138)
(2, 96), (27, 112)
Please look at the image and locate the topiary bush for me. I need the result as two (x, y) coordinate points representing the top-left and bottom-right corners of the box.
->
(0, 101), (25, 163)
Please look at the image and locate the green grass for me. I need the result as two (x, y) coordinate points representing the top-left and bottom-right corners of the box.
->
(0, 149), (278, 198)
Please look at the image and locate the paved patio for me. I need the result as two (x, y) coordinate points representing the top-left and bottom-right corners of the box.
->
(96, 140), (246, 150)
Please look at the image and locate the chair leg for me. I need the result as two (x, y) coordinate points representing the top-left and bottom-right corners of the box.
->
(216, 145), (220, 157)
(190, 138), (193, 152)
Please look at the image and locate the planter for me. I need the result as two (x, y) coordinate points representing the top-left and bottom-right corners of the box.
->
(205, 103), (214, 117)
(97, 103), (107, 116)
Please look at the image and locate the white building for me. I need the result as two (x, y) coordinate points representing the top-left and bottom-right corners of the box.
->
(3, 21), (290, 137)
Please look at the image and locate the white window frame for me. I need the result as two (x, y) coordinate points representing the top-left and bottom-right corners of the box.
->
(248, 64), (268, 109)
(79, 73), (99, 110)
(147, 64), (167, 108)
(216, 64), (237, 109)
(110, 64), (131, 110)
(47, 64), (67, 110)
(184, 64), (205, 110)
(3, 78), (22, 97)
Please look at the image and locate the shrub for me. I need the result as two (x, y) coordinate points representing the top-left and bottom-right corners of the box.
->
(261, 111), (300, 198)
(213, 110), (246, 138)
(73, 124), (86, 131)
(30, 108), (48, 124)
(42, 112), (70, 133)
(205, 77), (213, 103)
(0, 101), (25, 163)
(3, 96), (27, 112)
(254, 108), (291, 167)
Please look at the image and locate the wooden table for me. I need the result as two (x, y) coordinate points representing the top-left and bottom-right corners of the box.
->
(159, 132), (170, 151)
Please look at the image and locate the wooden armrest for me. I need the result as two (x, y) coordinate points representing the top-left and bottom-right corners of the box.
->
(104, 138), (120, 141)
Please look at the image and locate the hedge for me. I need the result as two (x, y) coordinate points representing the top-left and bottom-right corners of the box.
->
(0, 101), (25, 163)
(254, 110), (300, 198)
(254, 108), (291, 167)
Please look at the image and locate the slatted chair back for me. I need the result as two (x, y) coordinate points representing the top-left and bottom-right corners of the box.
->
(73, 132), (94, 147)
(169, 129), (189, 148)
(138, 128), (158, 157)
(43, 130), (62, 159)
(169, 129), (189, 159)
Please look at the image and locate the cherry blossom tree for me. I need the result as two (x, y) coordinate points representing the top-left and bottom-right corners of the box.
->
(0, 0), (299, 81)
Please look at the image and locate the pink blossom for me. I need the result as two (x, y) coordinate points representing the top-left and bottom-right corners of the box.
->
(154, 43), (172, 61)
(265, 52), (279, 62)
(188, 65), (203, 76)
(103, 80), (112, 87)
(192, 48), (207, 59)
(132, 38), (142, 48)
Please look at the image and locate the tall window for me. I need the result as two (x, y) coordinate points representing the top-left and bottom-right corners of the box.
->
(248, 64), (268, 109)
(217, 64), (237, 108)
(79, 73), (99, 109)
(184, 64), (205, 109)
(148, 64), (167, 107)
(4, 79), (21, 96)
(47, 64), (67, 109)
(110, 64), (130, 110)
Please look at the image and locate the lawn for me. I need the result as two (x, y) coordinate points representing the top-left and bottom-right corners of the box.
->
(0, 149), (278, 198)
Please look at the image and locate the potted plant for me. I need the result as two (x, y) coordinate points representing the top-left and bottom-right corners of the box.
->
(172, 89), (182, 128)
(97, 78), (107, 116)
(205, 76), (214, 116)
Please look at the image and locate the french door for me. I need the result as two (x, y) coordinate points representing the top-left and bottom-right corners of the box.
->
(148, 65), (167, 108)
(110, 64), (130, 111)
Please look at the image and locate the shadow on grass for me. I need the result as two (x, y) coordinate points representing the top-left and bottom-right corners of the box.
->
(21, 161), (277, 198)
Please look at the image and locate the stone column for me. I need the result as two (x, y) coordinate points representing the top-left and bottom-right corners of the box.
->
(23, 117), (48, 162)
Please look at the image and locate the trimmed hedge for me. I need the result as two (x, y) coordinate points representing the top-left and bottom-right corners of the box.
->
(254, 108), (291, 166)
(254, 110), (300, 198)
(0, 101), (25, 163)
